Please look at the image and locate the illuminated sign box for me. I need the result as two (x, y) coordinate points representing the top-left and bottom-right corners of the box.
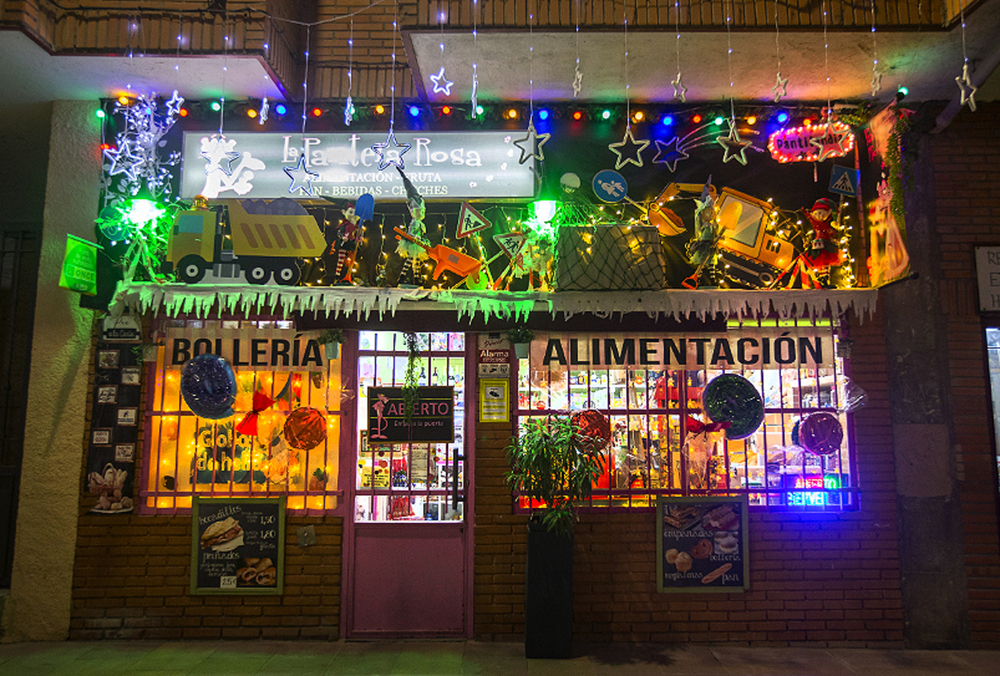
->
(181, 131), (536, 200)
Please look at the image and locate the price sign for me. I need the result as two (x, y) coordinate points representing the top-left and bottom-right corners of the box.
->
(191, 497), (285, 595)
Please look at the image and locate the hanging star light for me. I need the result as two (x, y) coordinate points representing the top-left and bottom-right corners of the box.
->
(430, 67), (454, 96)
(259, 96), (269, 124)
(165, 90), (185, 116)
(104, 141), (143, 181)
(284, 155), (320, 195)
(956, 63), (978, 111)
(870, 67), (883, 97)
(671, 73), (688, 103)
(717, 120), (752, 165)
(573, 66), (583, 97)
(809, 120), (851, 163)
(371, 127), (412, 171)
(608, 127), (650, 169)
(772, 72), (789, 102)
(652, 137), (690, 172)
(343, 96), (355, 126)
(512, 120), (551, 164)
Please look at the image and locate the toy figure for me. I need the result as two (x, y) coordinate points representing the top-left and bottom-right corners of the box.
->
(322, 204), (361, 284)
(395, 168), (430, 286)
(804, 198), (842, 272)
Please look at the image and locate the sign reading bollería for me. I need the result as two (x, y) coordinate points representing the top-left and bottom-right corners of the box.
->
(367, 386), (455, 444)
(180, 131), (535, 200)
(657, 496), (749, 593)
(191, 496), (285, 595)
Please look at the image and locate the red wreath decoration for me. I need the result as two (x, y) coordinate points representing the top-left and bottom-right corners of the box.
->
(571, 409), (612, 452)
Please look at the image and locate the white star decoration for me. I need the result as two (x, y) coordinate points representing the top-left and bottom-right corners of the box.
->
(608, 127), (650, 169)
(371, 128), (412, 171)
(671, 72), (688, 103)
(717, 120), (752, 165)
(259, 97), (269, 124)
(165, 90), (185, 117)
(284, 155), (319, 195)
(430, 67), (454, 96)
(573, 66), (583, 98)
(956, 63), (978, 112)
(772, 73), (789, 102)
(512, 120), (551, 164)
(870, 67), (883, 97)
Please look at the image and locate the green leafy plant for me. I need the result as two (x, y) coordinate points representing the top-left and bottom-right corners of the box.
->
(507, 326), (534, 344)
(317, 328), (345, 345)
(401, 331), (420, 420)
(506, 415), (605, 535)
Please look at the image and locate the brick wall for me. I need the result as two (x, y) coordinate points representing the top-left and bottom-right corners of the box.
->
(929, 102), (1000, 649)
(473, 308), (905, 646)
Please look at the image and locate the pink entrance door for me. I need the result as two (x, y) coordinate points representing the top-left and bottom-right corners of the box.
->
(344, 331), (472, 638)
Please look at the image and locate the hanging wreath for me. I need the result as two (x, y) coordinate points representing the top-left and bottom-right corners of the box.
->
(702, 374), (764, 440)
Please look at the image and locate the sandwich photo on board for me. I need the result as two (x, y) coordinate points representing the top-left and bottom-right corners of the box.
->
(200, 516), (244, 551)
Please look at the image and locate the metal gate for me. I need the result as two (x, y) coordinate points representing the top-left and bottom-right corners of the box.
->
(0, 231), (39, 588)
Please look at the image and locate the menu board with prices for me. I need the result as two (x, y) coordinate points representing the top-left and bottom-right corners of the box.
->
(656, 496), (749, 592)
(191, 497), (285, 595)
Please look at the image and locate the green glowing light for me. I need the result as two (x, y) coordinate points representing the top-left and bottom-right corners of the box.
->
(125, 199), (165, 227)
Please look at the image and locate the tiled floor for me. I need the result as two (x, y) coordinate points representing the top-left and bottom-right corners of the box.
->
(0, 640), (998, 675)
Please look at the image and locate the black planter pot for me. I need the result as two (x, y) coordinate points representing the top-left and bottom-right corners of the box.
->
(524, 521), (574, 659)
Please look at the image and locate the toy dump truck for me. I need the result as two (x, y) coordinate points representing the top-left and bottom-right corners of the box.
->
(163, 198), (327, 286)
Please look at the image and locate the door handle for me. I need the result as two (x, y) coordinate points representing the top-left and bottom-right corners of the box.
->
(451, 451), (465, 511)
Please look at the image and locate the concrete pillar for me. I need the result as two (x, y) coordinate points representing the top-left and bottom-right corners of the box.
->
(1, 100), (100, 641)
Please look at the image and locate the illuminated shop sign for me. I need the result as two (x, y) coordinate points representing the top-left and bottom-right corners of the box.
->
(531, 330), (835, 371)
(165, 329), (325, 371)
(767, 121), (854, 163)
(787, 475), (843, 507)
(180, 131), (535, 200)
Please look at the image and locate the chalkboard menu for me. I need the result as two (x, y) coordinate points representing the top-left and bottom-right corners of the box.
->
(190, 497), (285, 595)
(367, 386), (455, 444)
(656, 496), (749, 593)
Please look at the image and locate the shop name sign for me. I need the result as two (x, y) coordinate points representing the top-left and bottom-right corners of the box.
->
(767, 121), (854, 163)
(532, 330), (834, 371)
(165, 329), (324, 371)
(367, 386), (454, 444)
(180, 131), (535, 200)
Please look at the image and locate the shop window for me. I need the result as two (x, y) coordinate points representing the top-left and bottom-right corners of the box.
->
(141, 319), (342, 514)
(986, 329), (1000, 492)
(515, 318), (857, 511)
(355, 331), (467, 522)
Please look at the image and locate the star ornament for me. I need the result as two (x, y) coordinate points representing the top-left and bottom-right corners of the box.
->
(430, 67), (454, 96)
(652, 137), (689, 172)
(609, 127), (650, 170)
(165, 90), (185, 117)
(371, 128), (412, 171)
(573, 65), (583, 98)
(810, 121), (853, 162)
(200, 135), (241, 176)
(956, 63), (978, 112)
(772, 72), (789, 103)
(512, 120), (551, 164)
(870, 66), (883, 97)
(284, 155), (320, 195)
(672, 72), (688, 103)
(717, 120), (752, 165)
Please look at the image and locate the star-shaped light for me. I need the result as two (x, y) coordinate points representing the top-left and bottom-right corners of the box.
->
(652, 137), (690, 172)
(671, 72), (688, 103)
(471, 73), (479, 117)
(165, 90), (185, 117)
(371, 127), (412, 170)
(343, 96), (355, 126)
(717, 120), (752, 165)
(956, 63), (978, 112)
(430, 67), (454, 96)
(512, 120), (551, 164)
(259, 97), (269, 124)
(772, 72), (789, 102)
(104, 141), (142, 181)
(870, 66), (883, 97)
(608, 127), (650, 170)
(200, 135), (241, 176)
(573, 65), (583, 98)
(284, 155), (320, 195)
(810, 120), (853, 162)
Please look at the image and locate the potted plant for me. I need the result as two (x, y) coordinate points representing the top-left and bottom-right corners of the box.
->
(506, 414), (605, 659)
(507, 326), (534, 360)
(317, 328), (345, 360)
